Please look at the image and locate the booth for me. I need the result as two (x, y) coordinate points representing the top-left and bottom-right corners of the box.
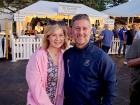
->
(0, 12), (13, 35)
(0, 9), (13, 59)
(14, 1), (108, 35)
(12, 1), (120, 62)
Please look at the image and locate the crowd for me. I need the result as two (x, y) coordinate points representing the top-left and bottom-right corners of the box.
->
(91, 22), (140, 105)
(21, 17), (67, 36)
(25, 14), (140, 105)
(91, 23), (140, 63)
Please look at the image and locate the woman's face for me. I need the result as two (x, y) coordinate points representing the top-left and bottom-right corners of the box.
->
(37, 22), (41, 26)
(48, 28), (65, 49)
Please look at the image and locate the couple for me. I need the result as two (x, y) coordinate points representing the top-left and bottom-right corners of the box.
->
(26, 14), (116, 105)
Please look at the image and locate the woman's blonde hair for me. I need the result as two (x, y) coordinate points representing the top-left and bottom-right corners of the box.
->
(42, 24), (68, 50)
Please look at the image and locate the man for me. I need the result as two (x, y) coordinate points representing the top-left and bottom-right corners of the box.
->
(134, 30), (140, 41)
(118, 25), (127, 56)
(123, 24), (137, 64)
(101, 24), (114, 53)
(112, 25), (119, 39)
(126, 39), (140, 105)
(63, 14), (117, 105)
(131, 24), (138, 38)
(90, 24), (96, 42)
(133, 24), (140, 41)
(92, 24), (96, 36)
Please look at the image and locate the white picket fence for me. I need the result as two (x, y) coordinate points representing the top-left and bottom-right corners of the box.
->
(108, 38), (120, 54)
(11, 36), (121, 62)
(0, 36), (6, 58)
(11, 36), (42, 62)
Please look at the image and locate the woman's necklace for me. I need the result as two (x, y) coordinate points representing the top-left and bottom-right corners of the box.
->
(47, 50), (59, 66)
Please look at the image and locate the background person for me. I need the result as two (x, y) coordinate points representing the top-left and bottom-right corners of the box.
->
(112, 24), (119, 39)
(133, 25), (140, 42)
(123, 24), (137, 64)
(26, 23), (68, 105)
(118, 25), (127, 56)
(126, 39), (140, 105)
(91, 24), (96, 41)
(35, 21), (43, 34)
(101, 24), (114, 53)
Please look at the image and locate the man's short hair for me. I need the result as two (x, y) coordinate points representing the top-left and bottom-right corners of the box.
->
(71, 14), (90, 26)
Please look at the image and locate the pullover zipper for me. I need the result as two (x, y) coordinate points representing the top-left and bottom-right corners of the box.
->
(67, 59), (71, 77)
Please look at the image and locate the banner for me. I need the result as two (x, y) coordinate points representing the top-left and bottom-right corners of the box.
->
(14, 14), (25, 22)
(104, 19), (114, 25)
(58, 3), (81, 15)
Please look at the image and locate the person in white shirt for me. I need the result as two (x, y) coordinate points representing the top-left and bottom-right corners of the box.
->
(35, 21), (43, 34)
(134, 30), (140, 41)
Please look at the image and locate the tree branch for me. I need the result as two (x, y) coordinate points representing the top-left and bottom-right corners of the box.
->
(5, 7), (16, 13)
(0, 10), (10, 14)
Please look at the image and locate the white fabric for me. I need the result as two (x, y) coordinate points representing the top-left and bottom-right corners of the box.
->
(77, 4), (108, 18)
(14, 1), (108, 18)
(14, 1), (58, 16)
(134, 30), (140, 40)
(0, 13), (13, 20)
(0, 8), (13, 19)
(4, 38), (6, 58)
(102, 0), (140, 17)
(0, 36), (3, 58)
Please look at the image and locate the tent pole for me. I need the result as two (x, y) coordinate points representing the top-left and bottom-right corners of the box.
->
(113, 16), (116, 24)
(5, 18), (9, 59)
(132, 17), (134, 24)
(68, 15), (69, 26)
(17, 11), (21, 36)
(127, 17), (130, 25)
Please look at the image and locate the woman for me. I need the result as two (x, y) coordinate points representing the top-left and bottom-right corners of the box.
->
(26, 22), (68, 105)
(35, 21), (43, 34)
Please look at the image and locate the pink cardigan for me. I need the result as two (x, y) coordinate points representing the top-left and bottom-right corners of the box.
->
(26, 48), (64, 105)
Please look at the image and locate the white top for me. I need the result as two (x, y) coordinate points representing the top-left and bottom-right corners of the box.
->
(134, 30), (140, 40)
(0, 36), (4, 58)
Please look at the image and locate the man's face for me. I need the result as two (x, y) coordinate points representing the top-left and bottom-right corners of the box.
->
(133, 24), (139, 31)
(72, 19), (91, 48)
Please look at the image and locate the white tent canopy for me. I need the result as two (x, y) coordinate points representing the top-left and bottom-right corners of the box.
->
(77, 4), (108, 18)
(14, 1), (109, 35)
(0, 8), (13, 34)
(0, 8), (13, 19)
(0, 13), (13, 20)
(14, 0), (108, 18)
(58, 2), (108, 18)
(14, 1), (58, 17)
(102, 0), (140, 17)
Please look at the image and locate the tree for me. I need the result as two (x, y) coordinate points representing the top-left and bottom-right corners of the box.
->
(113, 0), (128, 6)
(0, 0), (38, 13)
(0, 0), (129, 14)
(58, 0), (128, 11)
(58, 0), (106, 11)
(105, 0), (128, 9)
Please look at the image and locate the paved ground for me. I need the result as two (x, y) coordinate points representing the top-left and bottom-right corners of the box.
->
(0, 55), (130, 105)
(112, 55), (130, 105)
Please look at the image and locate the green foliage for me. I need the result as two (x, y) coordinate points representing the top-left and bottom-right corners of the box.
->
(52, 0), (128, 11)
(0, 0), (38, 13)
(0, 0), (128, 13)
(113, 0), (128, 6)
